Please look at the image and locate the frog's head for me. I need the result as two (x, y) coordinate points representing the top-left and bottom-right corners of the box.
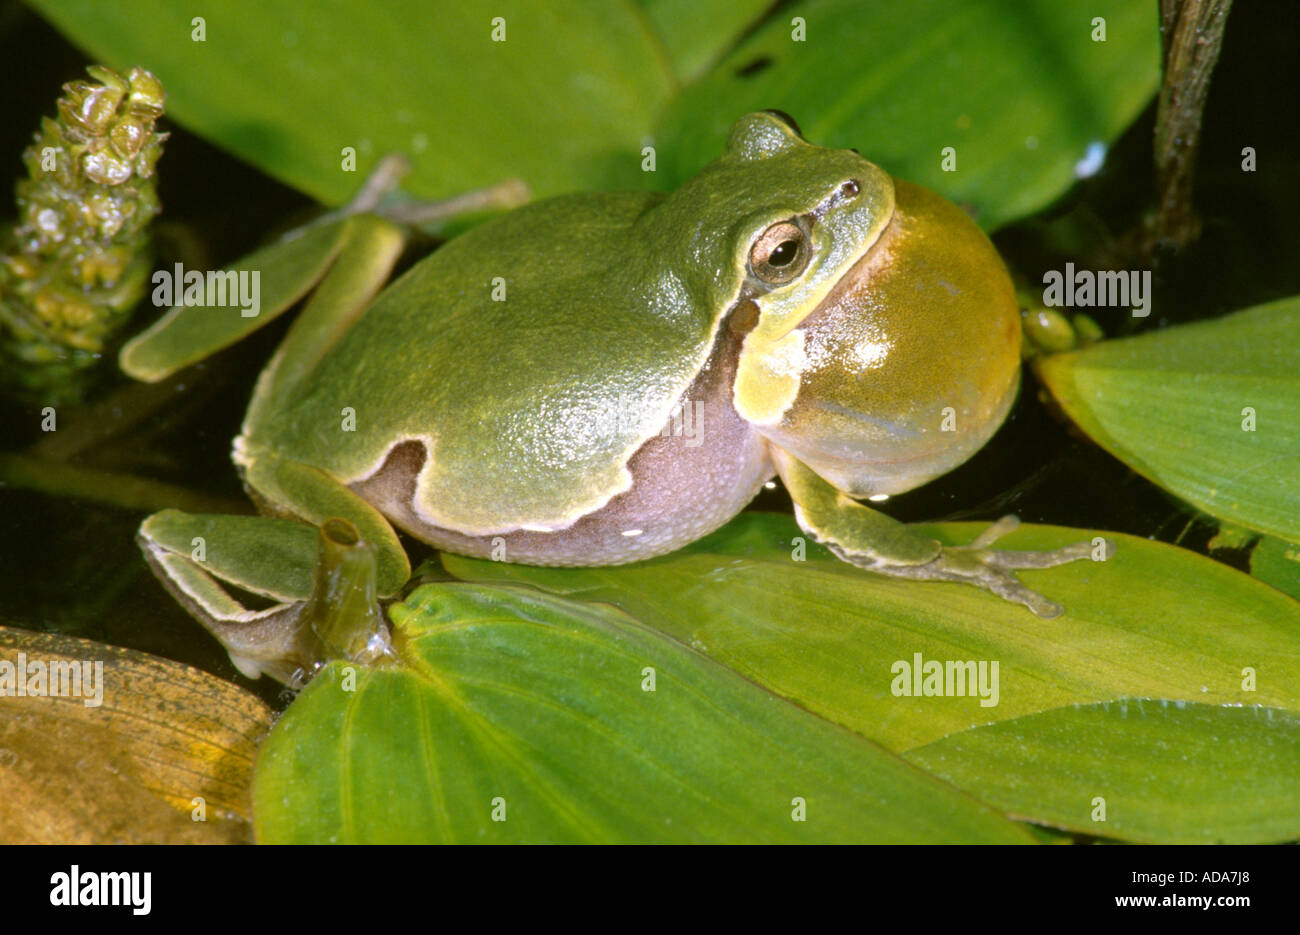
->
(681, 111), (1021, 497)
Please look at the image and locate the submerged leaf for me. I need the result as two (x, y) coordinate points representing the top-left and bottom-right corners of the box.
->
(0, 626), (271, 843)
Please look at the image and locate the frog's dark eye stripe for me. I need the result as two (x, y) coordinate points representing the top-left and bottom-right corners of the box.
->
(749, 219), (811, 285)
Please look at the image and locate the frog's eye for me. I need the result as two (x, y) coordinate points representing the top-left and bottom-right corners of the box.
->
(749, 220), (810, 285)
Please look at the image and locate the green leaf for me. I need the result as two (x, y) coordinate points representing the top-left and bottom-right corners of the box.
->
(34, 0), (1153, 231)
(442, 514), (1300, 754)
(1038, 297), (1300, 542)
(31, 0), (673, 204)
(906, 702), (1300, 844)
(252, 582), (1033, 843)
(635, 0), (773, 81)
(443, 515), (1300, 841)
(1252, 535), (1300, 601)
(655, 0), (1160, 230)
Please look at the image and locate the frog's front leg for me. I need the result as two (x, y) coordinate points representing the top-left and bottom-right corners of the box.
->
(772, 447), (1106, 617)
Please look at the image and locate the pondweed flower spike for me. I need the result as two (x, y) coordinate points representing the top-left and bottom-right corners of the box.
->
(0, 65), (166, 402)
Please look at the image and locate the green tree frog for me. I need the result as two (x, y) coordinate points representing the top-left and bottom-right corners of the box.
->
(122, 112), (1100, 684)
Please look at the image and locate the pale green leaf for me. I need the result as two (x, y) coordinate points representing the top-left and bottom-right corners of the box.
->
(252, 583), (1033, 843)
(1252, 535), (1300, 601)
(635, 0), (773, 80)
(443, 514), (1300, 753)
(1038, 297), (1300, 542)
(906, 702), (1300, 844)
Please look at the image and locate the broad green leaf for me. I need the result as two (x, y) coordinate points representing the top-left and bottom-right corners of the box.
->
(1252, 535), (1300, 601)
(442, 514), (1300, 753)
(253, 583), (1033, 843)
(636, 0), (774, 81)
(32, 0), (673, 204)
(655, 0), (1160, 230)
(1038, 297), (1300, 542)
(906, 702), (1300, 844)
(35, 0), (1154, 231)
(0, 626), (270, 843)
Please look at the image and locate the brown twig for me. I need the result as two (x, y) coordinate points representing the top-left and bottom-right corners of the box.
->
(1147, 0), (1233, 251)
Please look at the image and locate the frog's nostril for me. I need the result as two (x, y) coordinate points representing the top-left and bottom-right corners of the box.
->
(840, 179), (860, 200)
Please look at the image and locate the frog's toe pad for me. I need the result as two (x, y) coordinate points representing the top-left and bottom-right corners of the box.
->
(955, 521), (1108, 616)
(843, 520), (1110, 617)
(911, 554), (1065, 618)
(970, 517), (1115, 567)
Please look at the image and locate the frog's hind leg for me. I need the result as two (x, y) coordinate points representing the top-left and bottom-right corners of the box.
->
(773, 447), (1110, 617)
(239, 451), (412, 598)
(137, 453), (410, 685)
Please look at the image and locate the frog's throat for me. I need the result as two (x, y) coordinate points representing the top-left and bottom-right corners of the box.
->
(733, 204), (896, 428)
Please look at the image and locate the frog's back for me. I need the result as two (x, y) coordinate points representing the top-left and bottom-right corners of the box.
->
(254, 191), (727, 537)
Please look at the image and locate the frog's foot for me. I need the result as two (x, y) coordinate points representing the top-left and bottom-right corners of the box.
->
(833, 515), (1111, 618)
(380, 174), (530, 226)
(307, 152), (530, 233)
(341, 152), (415, 216)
